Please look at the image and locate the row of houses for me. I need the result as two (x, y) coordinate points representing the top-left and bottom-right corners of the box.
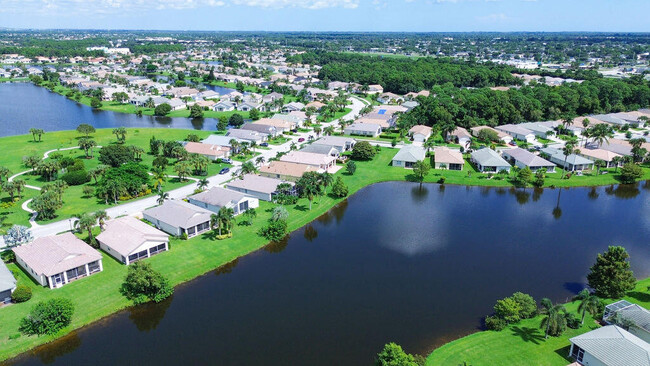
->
(345, 105), (407, 137)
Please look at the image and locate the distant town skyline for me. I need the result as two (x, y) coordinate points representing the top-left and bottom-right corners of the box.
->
(1, 0), (649, 32)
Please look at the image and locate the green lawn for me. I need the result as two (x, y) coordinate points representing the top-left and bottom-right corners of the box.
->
(0, 129), (230, 226)
(426, 278), (650, 366)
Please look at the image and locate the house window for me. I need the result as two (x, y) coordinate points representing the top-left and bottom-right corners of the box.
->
(88, 261), (101, 273)
(239, 201), (249, 212)
(187, 227), (196, 236)
(571, 346), (585, 362)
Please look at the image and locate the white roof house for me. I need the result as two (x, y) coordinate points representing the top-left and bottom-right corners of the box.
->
(312, 136), (357, 152)
(96, 216), (169, 265)
(345, 123), (382, 137)
(143, 200), (212, 238)
(495, 124), (536, 142)
(541, 147), (594, 172)
(569, 325), (650, 366)
(392, 145), (426, 168)
(13, 233), (103, 289)
(188, 187), (260, 216)
(0, 261), (17, 304)
(502, 148), (556, 172)
(470, 148), (511, 173)
(279, 151), (337, 171)
(605, 300), (650, 344)
(226, 174), (286, 202)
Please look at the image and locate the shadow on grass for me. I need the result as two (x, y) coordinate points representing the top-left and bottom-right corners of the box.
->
(554, 345), (572, 362)
(294, 204), (308, 212)
(628, 291), (650, 304)
(510, 326), (546, 345)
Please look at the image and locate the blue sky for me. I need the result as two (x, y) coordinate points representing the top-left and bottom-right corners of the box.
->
(1, 0), (649, 32)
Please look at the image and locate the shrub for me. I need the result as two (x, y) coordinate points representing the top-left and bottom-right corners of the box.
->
(331, 176), (349, 198)
(494, 297), (522, 324)
(12, 285), (32, 303)
(98, 144), (135, 167)
(375, 343), (419, 366)
(19, 298), (75, 335)
(345, 161), (356, 175)
(1, 250), (15, 263)
(60, 169), (90, 186)
(619, 163), (643, 184)
(485, 315), (506, 331)
(120, 262), (174, 304)
(565, 313), (581, 329)
(258, 219), (288, 242)
(82, 186), (94, 197)
(67, 159), (86, 172)
(154, 103), (172, 116)
(351, 141), (376, 161)
(511, 292), (537, 319)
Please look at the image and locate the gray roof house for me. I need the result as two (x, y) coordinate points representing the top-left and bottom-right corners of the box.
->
(470, 148), (511, 173)
(392, 145), (426, 168)
(241, 123), (278, 137)
(13, 233), (103, 289)
(143, 200), (212, 238)
(202, 135), (244, 147)
(312, 136), (356, 152)
(188, 187), (260, 216)
(226, 129), (268, 143)
(344, 123), (382, 137)
(519, 122), (556, 137)
(0, 261), (16, 304)
(226, 174), (287, 202)
(502, 148), (556, 172)
(495, 124), (536, 142)
(541, 147), (594, 172)
(604, 300), (650, 344)
(96, 216), (169, 265)
(300, 144), (340, 158)
(569, 325), (650, 366)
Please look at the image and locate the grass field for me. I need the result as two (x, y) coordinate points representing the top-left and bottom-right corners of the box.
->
(0, 128), (228, 228)
(426, 278), (650, 366)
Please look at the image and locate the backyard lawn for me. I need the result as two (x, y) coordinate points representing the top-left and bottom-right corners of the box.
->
(426, 278), (650, 366)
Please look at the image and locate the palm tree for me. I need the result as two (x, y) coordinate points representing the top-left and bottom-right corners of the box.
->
(324, 125), (335, 136)
(152, 167), (167, 192)
(95, 210), (109, 231)
(78, 138), (97, 158)
(0, 166), (12, 182)
(197, 178), (209, 191)
(589, 124), (613, 147)
(13, 179), (26, 198)
(314, 126), (322, 137)
(239, 161), (258, 177)
(611, 156), (623, 172)
(157, 191), (169, 205)
(575, 289), (600, 325)
(75, 213), (97, 246)
(174, 161), (191, 182)
(255, 156), (265, 166)
(423, 137), (436, 156)
(561, 140), (577, 179)
(229, 139), (240, 156)
(319, 172), (334, 192)
(540, 298), (568, 339)
(210, 213), (220, 235)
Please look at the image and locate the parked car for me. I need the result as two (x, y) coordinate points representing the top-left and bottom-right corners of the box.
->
(508, 141), (517, 146)
(219, 167), (230, 175)
(260, 142), (269, 147)
(221, 158), (233, 164)
(298, 137), (305, 142)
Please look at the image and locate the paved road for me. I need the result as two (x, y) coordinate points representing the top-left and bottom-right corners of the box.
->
(27, 98), (366, 239)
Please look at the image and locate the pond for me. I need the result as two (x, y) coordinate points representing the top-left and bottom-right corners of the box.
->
(5, 182), (650, 366)
(0, 83), (221, 137)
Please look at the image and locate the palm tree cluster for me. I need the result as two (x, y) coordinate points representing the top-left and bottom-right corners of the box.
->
(210, 207), (235, 237)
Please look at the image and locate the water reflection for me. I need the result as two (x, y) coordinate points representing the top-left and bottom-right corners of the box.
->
(410, 185), (429, 203)
(304, 225), (318, 242)
(532, 188), (543, 202)
(30, 332), (81, 364)
(552, 189), (563, 220)
(605, 183), (640, 199)
(214, 258), (239, 276)
(263, 237), (289, 253)
(316, 200), (349, 226)
(127, 296), (174, 332)
(511, 188), (530, 205)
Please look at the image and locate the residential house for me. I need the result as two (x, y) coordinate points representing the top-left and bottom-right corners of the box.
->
(495, 124), (536, 143)
(312, 136), (357, 152)
(0, 261), (16, 304)
(471, 126), (513, 144)
(253, 118), (293, 132)
(604, 300), (650, 344)
(13, 233), (103, 289)
(345, 123), (382, 137)
(279, 151), (336, 171)
(433, 147), (464, 170)
(367, 84), (384, 94)
(97, 216), (169, 265)
(168, 98), (186, 111)
(202, 135), (243, 147)
(237, 101), (260, 112)
(165, 87), (199, 99)
(541, 147), (594, 172)
(260, 161), (320, 182)
(568, 325), (650, 366)
(226, 129), (268, 143)
(578, 148), (623, 168)
(213, 101), (236, 112)
(470, 148), (511, 173)
(226, 174), (286, 202)
(502, 148), (556, 172)
(241, 123), (279, 137)
(198, 90), (219, 100)
(409, 125), (433, 143)
(392, 145), (426, 168)
(188, 187), (260, 216)
(272, 114), (303, 128)
(300, 144), (340, 158)
(282, 102), (305, 113)
(377, 92), (404, 104)
(519, 122), (556, 138)
(184, 142), (231, 161)
(402, 101), (419, 111)
(306, 101), (326, 111)
(143, 200), (212, 238)
(448, 127), (472, 149)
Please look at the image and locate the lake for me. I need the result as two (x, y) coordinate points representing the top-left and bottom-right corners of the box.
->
(0, 83), (235, 137)
(5, 182), (650, 366)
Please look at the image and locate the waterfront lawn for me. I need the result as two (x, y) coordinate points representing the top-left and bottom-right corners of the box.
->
(426, 278), (650, 366)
